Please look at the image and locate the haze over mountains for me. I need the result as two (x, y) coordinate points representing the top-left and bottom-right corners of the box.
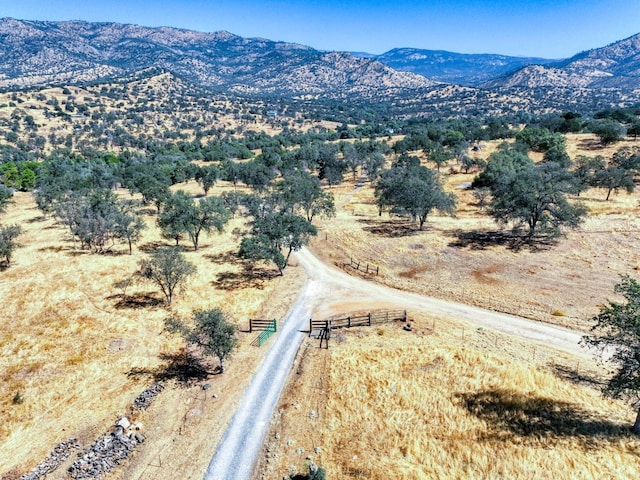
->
(356, 49), (557, 86)
(0, 17), (638, 114)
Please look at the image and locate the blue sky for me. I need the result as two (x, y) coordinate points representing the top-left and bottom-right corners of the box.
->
(2, 0), (639, 58)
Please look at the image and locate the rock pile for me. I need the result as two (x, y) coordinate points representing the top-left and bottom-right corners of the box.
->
(67, 417), (145, 479)
(19, 438), (80, 480)
(132, 382), (165, 411)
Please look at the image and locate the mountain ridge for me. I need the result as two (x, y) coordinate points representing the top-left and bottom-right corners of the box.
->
(359, 48), (557, 86)
(0, 17), (437, 97)
(482, 32), (640, 90)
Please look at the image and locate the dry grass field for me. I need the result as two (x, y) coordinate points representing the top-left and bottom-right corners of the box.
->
(0, 183), (306, 479)
(261, 314), (640, 479)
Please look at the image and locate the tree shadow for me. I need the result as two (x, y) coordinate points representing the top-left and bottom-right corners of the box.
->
(206, 250), (278, 290)
(212, 266), (277, 291)
(358, 218), (422, 238)
(128, 352), (219, 387)
(460, 389), (633, 447)
(26, 215), (47, 223)
(204, 250), (239, 265)
(107, 292), (164, 309)
(138, 241), (172, 254)
(549, 363), (604, 389)
(578, 138), (605, 151)
(447, 229), (557, 252)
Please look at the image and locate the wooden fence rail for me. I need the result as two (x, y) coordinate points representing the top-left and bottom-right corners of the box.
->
(309, 310), (407, 337)
(249, 319), (277, 347)
(348, 257), (379, 276)
(249, 319), (277, 333)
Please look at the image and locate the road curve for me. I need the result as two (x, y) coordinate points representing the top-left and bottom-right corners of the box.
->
(204, 247), (589, 479)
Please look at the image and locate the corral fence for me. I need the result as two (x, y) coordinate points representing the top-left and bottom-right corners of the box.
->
(347, 257), (379, 276)
(249, 319), (277, 347)
(309, 310), (407, 347)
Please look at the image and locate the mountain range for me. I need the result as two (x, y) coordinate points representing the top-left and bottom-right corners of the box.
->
(0, 17), (638, 113)
(0, 18), (434, 98)
(356, 49), (557, 86)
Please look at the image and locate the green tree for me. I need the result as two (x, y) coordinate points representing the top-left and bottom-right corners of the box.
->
(592, 120), (626, 146)
(582, 275), (640, 434)
(594, 166), (635, 201)
(572, 155), (605, 194)
(0, 224), (22, 266)
(186, 196), (230, 251)
(113, 204), (146, 255)
(475, 149), (587, 239)
(157, 190), (195, 246)
(627, 121), (640, 141)
(375, 158), (456, 230)
(165, 308), (237, 373)
(194, 164), (220, 196)
(0, 184), (13, 214)
(239, 212), (317, 275)
(137, 247), (196, 305)
(276, 171), (335, 222)
(515, 127), (566, 153)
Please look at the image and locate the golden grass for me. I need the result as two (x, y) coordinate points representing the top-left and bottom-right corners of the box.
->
(310, 135), (640, 330)
(324, 333), (639, 479)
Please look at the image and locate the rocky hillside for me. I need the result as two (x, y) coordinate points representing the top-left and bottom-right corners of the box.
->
(0, 18), (436, 98)
(367, 48), (555, 86)
(482, 33), (640, 89)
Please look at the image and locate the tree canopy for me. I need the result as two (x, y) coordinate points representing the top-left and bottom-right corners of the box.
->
(374, 155), (456, 230)
(165, 308), (237, 373)
(137, 247), (196, 305)
(473, 149), (587, 239)
(582, 275), (640, 434)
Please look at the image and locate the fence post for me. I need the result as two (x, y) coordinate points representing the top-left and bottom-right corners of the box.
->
(403, 310), (407, 322)
(348, 316), (351, 328)
(368, 313), (371, 327)
(376, 266), (379, 275)
(366, 264), (369, 273)
(309, 318), (312, 337)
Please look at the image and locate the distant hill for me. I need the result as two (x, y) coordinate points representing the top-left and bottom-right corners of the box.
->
(361, 48), (556, 86)
(481, 33), (640, 90)
(0, 18), (436, 98)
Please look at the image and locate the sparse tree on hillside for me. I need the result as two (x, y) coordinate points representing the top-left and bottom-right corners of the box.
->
(157, 190), (194, 246)
(165, 308), (237, 373)
(474, 149), (587, 239)
(594, 166), (635, 201)
(375, 157), (456, 230)
(592, 120), (626, 146)
(0, 184), (13, 214)
(186, 196), (230, 251)
(239, 212), (317, 275)
(194, 164), (220, 196)
(137, 247), (196, 305)
(276, 171), (335, 222)
(582, 275), (640, 434)
(113, 205), (146, 255)
(0, 224), (22, 266)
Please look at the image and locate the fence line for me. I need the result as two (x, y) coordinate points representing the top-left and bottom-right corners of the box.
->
(348, 257), (379, 276)
(309, 310), (407, 337)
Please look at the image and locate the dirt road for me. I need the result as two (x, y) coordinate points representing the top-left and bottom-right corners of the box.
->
(204, 246), (590, 479)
